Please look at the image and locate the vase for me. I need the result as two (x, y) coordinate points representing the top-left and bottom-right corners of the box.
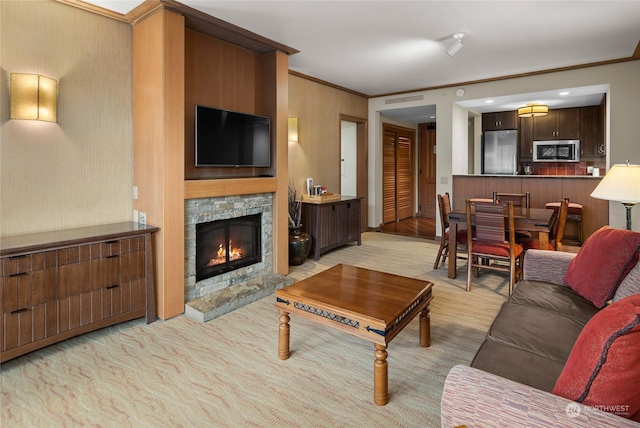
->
(289, 226), (312, 266)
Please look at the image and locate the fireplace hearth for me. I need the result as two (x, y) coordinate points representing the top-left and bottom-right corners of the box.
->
(196, 213), (261, 282)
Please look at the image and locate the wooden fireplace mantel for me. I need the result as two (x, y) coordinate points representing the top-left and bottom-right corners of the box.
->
(184, 177), (277, 200)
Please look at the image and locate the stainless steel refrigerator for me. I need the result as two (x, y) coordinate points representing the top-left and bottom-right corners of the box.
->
(482, 130), (518, 175)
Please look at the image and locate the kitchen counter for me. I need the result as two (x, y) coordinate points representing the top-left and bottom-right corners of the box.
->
(451, 175), (607, 241)
(457, 174), (602, 179)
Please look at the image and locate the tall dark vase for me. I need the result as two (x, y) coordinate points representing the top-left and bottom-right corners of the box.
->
(288, 226), (312, 266)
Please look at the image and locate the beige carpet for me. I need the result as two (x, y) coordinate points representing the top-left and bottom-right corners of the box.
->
(1, 232), (511, 427)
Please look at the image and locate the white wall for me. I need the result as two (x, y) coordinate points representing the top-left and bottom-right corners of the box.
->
(368, 61), (640, 232)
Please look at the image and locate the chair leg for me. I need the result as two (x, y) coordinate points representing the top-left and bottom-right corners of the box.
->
(433, 242), (448, 269)
(466, 255), (474, 292)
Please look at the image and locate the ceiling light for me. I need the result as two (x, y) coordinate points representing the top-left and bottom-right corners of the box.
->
(518, 103), (549, 117)
(446, 33), (465, 57)
(485, 100), (494, 104)
(559, 91), (570, 96)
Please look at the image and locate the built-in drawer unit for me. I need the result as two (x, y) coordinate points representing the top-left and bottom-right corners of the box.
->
(0, 222), (158, 363)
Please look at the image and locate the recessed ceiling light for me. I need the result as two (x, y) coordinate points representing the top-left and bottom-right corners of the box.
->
(430, 115), (436, 119)
(485, 100), (494, 104)
(559, 91), (570, 96)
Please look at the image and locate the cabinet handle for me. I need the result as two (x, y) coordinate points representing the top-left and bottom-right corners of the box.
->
(106, 284), (119, 290)
(9, 272), (27, 277)
(332, 205), (335, 211)
(10, 308), (28, 314)
(347, 203), (351, 208)
(106, 254), (119, 259)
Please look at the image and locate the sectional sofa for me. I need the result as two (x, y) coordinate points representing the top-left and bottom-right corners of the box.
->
(441, 226), (640, 427)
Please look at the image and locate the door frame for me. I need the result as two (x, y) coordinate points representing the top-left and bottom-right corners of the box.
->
(339, 114), (368, 232)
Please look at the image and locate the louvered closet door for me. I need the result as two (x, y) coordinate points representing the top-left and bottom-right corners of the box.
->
(383, 129), (397, 224)
(396, 133), (413, 220)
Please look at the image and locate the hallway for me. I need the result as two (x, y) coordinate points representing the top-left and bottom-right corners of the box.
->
(381, 216), (436, 241)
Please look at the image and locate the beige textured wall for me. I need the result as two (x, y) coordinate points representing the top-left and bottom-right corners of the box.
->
(288, 75), (368, 196)
(0, 0), (133, 237)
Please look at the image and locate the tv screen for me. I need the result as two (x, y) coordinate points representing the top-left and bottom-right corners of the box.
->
(195, 105), (271, 167)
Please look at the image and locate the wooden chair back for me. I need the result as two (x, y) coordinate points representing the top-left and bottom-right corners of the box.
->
(554, 198), (570, 251)
(438, 193), (453, 236)
(468, 200), (514, 245)
(493, 192), (530, 209)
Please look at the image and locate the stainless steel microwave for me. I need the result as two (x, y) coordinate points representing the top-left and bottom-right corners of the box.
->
(533, 140), (580, 162)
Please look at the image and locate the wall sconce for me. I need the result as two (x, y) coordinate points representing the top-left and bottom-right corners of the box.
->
(10, 73), (58, 122)
(288, 117), (299, 143)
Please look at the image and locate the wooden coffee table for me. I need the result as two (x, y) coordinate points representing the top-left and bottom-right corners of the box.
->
(275, 264), (434, 405)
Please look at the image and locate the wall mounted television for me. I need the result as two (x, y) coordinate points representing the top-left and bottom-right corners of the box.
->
(195, 105), (271, 168)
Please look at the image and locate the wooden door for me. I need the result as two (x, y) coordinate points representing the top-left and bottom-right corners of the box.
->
(418, 124), (436, 218)
(383, 124), (415, 224)
(383, 129), (397, 224)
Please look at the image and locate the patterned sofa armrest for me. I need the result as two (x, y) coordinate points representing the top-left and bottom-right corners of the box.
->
(523, 249), (576, 285)
(441, 365), (639, 428)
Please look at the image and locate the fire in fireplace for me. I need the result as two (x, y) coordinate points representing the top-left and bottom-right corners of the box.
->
(196, 213), (261, 282)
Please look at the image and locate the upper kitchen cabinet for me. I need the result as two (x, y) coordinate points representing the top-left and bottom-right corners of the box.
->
(519, 116), (534, 160)
(533, 108), (580, 140)
(482, 110), (518, 131)
(580, 104), (605, 160)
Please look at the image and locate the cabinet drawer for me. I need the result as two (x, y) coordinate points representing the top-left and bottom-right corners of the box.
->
(1, 253), (45, 277)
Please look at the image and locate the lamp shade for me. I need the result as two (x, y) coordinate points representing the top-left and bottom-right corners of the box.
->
(590, 163), (640, 204)
(10, 73), (57, 122)
(288, 117), (298, 143)
(518, 103), (549, 117)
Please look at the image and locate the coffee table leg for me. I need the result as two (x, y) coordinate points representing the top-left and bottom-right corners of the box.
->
(374, 343), (388, 406)
(420, 306), (431, 347)
(278, 310), (290, 360)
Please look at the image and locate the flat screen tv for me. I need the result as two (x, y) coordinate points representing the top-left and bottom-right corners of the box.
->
(195, 105), (271, 167)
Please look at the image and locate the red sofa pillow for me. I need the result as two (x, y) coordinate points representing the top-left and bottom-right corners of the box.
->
(564, 226), (640, 308)
(552, 293), (640, 421)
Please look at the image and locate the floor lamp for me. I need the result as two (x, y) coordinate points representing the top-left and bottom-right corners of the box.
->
(590, 161), (640, 230)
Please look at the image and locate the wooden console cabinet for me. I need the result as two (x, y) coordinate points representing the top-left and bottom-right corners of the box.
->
(302, 197), (363, 261)
(0, 222), (158, 363)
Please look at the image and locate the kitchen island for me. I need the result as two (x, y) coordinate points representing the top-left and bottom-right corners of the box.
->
(452, 175), (607, 241)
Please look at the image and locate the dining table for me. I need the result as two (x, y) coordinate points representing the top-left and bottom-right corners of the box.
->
(446, 207), (555, 279)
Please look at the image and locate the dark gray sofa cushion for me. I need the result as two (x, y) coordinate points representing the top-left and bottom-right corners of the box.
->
(470, 339), (566, 392)
(510, 280), (600, 324)
(486, 302), (586, 362)
(470, 280), (602, 392)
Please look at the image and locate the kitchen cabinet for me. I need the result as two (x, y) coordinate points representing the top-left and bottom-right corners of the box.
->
(482, 110), (518, 131)
(533, 108), (580, 140)
(302, 197), (362, 261)
(0, 222), (158, 363)
(579, 105), (604, 159)
(519, 116), (534, 160)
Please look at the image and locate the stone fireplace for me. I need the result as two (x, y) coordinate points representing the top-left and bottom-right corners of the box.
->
(184, 193), (292, 322)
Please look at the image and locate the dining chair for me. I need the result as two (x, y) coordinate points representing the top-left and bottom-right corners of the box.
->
(493, 192), (531, 239)
(434, 193), (468, 269)
(520, 198), (569, 251)
(466, 200), (524, 294)
(492, 192), (531, 208)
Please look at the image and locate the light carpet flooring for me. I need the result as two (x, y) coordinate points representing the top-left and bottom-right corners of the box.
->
(1, 232), (513, 427)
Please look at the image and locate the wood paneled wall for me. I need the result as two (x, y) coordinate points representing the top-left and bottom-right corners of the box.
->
(288, 74), (368, 198)
(452, 175), (608, 240)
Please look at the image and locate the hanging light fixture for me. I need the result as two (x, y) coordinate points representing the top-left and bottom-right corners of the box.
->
(446, 33), (465, 57)
(518, 103), (549, 117)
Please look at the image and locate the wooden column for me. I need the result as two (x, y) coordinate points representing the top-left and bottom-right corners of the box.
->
(133, 8), (185, 320)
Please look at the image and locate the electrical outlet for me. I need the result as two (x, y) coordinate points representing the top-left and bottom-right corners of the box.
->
(133, 210), (139, 223)
(132, 186), (138, 200)
(138, 212), (146, 226)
